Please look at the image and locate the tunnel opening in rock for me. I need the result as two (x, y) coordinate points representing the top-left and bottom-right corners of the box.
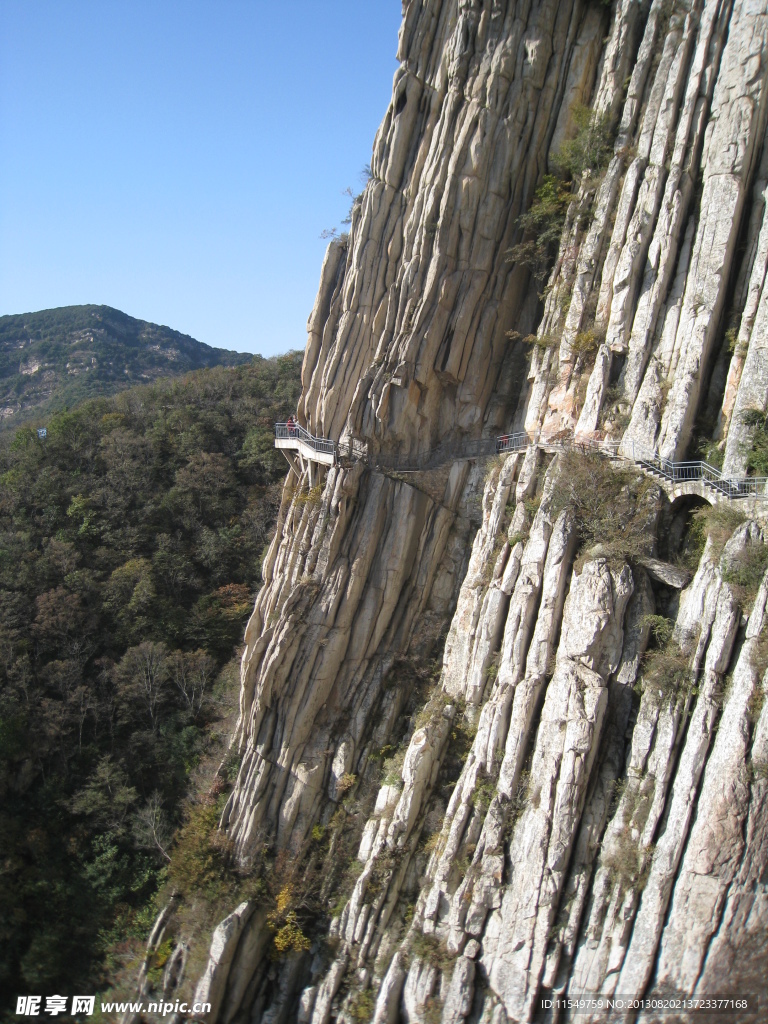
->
(609, 351), (625, 386)
(659, 493), (710, 563)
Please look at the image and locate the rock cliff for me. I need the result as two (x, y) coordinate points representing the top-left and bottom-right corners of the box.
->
(144, 1), (768, 1021)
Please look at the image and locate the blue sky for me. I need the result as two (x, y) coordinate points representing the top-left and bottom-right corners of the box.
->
(0, 1), (402, 355)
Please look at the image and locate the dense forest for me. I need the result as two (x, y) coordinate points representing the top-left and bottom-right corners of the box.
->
(0, 305), (251, 431)
(0, 352), (302, 1012)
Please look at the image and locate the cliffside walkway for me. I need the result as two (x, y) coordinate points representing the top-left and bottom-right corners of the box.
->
(274, 424), (767, 503)
(527, 433), (768, 504)
(619, 446), (768, 502)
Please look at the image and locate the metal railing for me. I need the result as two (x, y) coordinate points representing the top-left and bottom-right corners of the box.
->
(544, 434), (768, 501)
(337, 437), (370, 462)
(275, 423), (336, 459)
(640, 457), (768, 498)
(618, 443), (767, 499)
(275, 422), (768, 500)
(374, 436), (499, 472)
(495, 432), (531, 455)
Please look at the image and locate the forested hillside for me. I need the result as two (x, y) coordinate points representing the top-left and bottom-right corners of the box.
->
(0, 305), (251, 430)
(0, 352), (302, 1009)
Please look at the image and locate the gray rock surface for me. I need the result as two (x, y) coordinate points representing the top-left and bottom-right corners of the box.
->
(151, 1), (768, 1021)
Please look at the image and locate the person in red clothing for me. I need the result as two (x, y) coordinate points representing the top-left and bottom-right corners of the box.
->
(286, 415), (297, 437)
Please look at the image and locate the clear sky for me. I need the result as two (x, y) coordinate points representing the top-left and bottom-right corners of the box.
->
(0, 1), (402, 356)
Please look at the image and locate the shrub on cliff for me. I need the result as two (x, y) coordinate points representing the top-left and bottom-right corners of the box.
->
(685, 503), (747, 568)
(739, 407), (768, 475)
(642, 638), (693, 701)
(505, 106), (613, 287)
(722, 541), (768, 609)
(550, 449), (656, 566)
(505, 175), (571, 284)
(553, 104), (614, 179)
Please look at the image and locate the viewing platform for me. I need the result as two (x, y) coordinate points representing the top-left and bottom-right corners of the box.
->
(275, 422), (336, 466)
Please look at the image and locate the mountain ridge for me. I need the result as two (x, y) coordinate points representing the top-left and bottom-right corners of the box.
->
(0, 303), (252, 429)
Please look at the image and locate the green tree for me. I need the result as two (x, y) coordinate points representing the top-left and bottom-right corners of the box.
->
(0, 351), (302, 1007)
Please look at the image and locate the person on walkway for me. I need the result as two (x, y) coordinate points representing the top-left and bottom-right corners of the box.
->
(286, 415), (297, 437)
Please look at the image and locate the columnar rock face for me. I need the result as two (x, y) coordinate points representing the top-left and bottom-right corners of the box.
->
(155, 1), (768, 1021)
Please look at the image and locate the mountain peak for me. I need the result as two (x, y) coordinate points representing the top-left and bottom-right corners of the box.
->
(0, 304), (251, 429)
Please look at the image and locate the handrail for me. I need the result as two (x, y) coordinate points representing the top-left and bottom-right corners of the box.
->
(496, 432), (530, 455)
(275, 422), (336, 458)
(337, 437), (370, 462)
(375, 437), (499, 472)
(543, 433), (768, 501)
(275, 422), (767, 500)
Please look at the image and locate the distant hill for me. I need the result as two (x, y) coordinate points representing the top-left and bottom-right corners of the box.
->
(0, 304), (252, 428)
